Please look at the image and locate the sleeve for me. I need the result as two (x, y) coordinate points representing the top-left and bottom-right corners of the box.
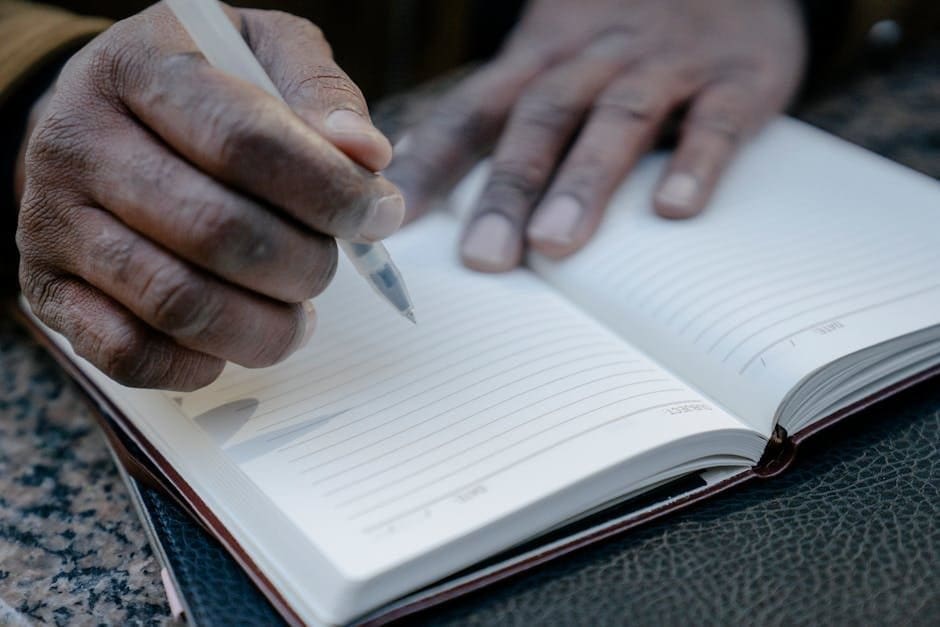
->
(0, 1), (111, 294)
(0, 1), (111, 112)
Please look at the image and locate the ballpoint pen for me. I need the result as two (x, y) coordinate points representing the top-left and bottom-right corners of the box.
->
(165, 0), (416, 324)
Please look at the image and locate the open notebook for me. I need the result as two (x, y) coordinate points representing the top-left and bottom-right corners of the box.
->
(21, 118), (940, 625)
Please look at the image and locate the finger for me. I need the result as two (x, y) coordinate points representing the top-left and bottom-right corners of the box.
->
(385, 54), (546, 222)
(238, 9), (392, 172)
(116, 49), (403, 242)
(91, 125), (337, 303)
(654, 80), (758, 219)
(528, 64), (701, 257)
(460, 55), (627, 272)
(51, 206), (313, 368)
(21, 270), (224, 390)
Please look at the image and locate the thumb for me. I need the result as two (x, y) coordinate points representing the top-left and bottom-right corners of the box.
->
(238, 8), (393, 172)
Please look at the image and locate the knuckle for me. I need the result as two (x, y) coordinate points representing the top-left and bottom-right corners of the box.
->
(179, 358), (225, 391)
(188, 198), (275, 270)
(298, 238), (338, 300)
(85, 23), (148, 96)
(685, 108), (745, 144)
(211, 101), (282, 173)
(16, 193), (79, 269)
(93, 224), (139, 284)
(17, 191), (58, 244)
(513, 95), (578, 131)
(284, 66), (364, 110)
(557, 159), (610, 195)
(94, 323), (222, 390)
(142, 265), (217, 336)
(312, 183), (373, 238)
(253, 309), (303, 367)
(95, 323), (155, 387)
(22, 269), (65, 324)
(481, 159), (544, 213)
(594, 87), (658, 123)
(26, 110), (94, 173)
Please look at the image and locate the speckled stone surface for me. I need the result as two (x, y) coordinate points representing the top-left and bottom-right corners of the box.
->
(0, 315), (171, 625)
(0, 37), (937, 627)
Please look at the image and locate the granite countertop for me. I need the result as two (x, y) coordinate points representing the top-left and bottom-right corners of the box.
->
(1, 39), (938, 626)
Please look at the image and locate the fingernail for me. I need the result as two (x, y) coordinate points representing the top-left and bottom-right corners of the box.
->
(461, 213), (516, 270)
(360, 194), (406, 241)
(326, 109), (382, 139)
(299, 301), (317, 349)
(656, 173), (700, 213)
(527, 195), (583, 246)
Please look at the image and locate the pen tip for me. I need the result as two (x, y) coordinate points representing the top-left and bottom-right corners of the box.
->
(403, 309), (417, 324)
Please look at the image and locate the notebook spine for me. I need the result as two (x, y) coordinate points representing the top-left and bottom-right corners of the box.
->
(754, 425), (796, 478)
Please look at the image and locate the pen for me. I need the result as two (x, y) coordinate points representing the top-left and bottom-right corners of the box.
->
(165, 0), (416, 324)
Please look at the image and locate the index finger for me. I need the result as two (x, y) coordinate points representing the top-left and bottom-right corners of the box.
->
(102, 18), (403, 242)
(239, 9), (393, 173)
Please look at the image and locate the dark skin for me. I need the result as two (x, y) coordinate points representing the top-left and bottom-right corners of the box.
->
(15, 0), (808, 391)
(386, 0), (807, 271)
(15, 2), (401, 390)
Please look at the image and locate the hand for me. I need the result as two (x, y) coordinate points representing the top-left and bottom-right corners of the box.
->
(16, 2), (403, 390)
(387, 0), (807, 271)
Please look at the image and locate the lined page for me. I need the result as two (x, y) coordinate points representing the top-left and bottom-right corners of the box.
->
(524, 119), (940, 435)
(171, 214), (754, 577)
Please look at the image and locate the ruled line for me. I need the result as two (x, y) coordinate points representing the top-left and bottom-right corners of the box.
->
(609, 211), (795, 307)
(322, 376), (666, 499)
(737, 282), (940, 373)
(201, 270), (489, 399)
(261, 315), (577, 430)
(250, 304), (564, 425)
(276, 322), (597, 455)
(358, 398), (694, 532)
(672, 229), (917, 335)
(299, 354), (637, 476)
(346, 388), (683, 520)
(308, 365), (653, 489)
(709, 254), (939, 356)
(263, 332), (605, 440)
(722, 275), (940, 365)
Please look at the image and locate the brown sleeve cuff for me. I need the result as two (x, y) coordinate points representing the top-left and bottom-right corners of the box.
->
(0, 2), (111, 295)
(0, 2), (111, 107)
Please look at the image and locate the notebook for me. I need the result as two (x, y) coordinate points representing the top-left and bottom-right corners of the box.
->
(20, 117), (940, 626)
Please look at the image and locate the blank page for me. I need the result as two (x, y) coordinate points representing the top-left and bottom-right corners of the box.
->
(523, 119), (940, 435)
(174, 214), (753, 579)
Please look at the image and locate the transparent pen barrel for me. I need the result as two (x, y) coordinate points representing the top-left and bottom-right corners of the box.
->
(339, 241), (413, 316)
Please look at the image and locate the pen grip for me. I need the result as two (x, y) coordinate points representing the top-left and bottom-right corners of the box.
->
(338, 241), (393, 276)
(166, 0), (284, 102)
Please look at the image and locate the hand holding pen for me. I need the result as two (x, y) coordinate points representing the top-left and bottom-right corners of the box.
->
(16, 1), (410, 390)
(168, 0), (415, 324)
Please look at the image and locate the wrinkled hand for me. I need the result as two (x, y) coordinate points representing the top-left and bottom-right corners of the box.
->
(387, 0), (807, 271)
(16, 2), (402, 390)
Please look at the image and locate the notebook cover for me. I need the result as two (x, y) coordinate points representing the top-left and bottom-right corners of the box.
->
(15, 305), (940, 625)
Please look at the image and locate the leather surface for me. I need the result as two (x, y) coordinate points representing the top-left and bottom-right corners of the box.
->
(136, 482), (284, 627)
(405, 383), (940, 626)
(133, 380), (940, 626)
